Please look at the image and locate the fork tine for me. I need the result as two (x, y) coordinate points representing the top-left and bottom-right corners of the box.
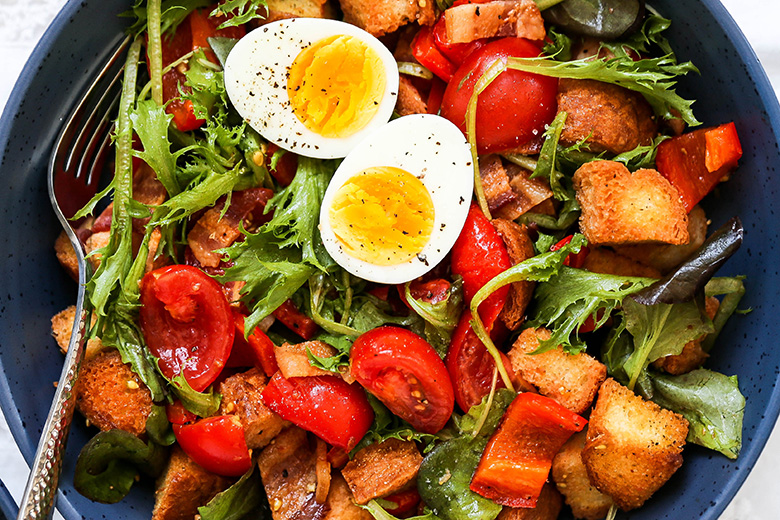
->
(85, 114), (119, 188)
(79, 87), (122, 186)
(64, 55), (126, 175)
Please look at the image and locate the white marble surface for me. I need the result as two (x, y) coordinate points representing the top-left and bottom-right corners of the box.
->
(0, 0), (779, 519)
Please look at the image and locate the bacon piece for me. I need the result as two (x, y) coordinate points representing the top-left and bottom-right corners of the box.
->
(443, 0), (545, 44)
(187, 188), (274, 268)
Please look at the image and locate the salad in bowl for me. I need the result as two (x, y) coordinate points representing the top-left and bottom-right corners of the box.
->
(3, 0), (777, 519)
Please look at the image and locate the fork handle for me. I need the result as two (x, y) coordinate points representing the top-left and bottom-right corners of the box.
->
(17, 278), (88, 520)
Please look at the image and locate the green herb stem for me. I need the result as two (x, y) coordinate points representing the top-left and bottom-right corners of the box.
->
(147, 0), (164, 106)
(534, 0), (566, 10)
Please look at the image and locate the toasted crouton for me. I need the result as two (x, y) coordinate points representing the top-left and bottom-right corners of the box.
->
(493, 161), (553, 221)
(325, 475), (372, 520)
(259, 427), (332, 519)
(573, 161), (689, 246)
(480, 155), (518, 212)
(557, 79), (656, 154)
(74, 349), (153, 436)
(218, 368), (288, 449)
(551, 430), (613, 520)
(339, 0), (436, 37)
(508, 328), (606, 415)
(54, 230), (80, 281)
(51, 305), (105, 361)
(152, 446), (232, 520)
(493, 219), (536, 330)
(275, 341), (337, 379)
(341, 439), (423, 504)
(396, 75), (429, 116)
(652, 296), (719, 375)
(443, 0), (545, 43)
(264, 0), (337, 22)
(582, 248), (661, 279)
(496, 483), (563, 520)
(582, 379), (689, 511)
(614, 205), (708, 274)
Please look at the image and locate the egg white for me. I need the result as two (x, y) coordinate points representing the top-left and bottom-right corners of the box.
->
(224, 18), (399, 160)
(319, 114), (474, 284)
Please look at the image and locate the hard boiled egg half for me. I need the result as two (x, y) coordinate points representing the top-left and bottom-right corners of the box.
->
(319, 114), (474, 284)
(224, 18), (399, 159)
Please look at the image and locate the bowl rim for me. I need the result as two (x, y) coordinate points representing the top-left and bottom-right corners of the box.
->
(1, 0), (780, 518)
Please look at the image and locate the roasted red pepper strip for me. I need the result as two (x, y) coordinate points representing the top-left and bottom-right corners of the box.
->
(411, 25), (457, 82)
(272, 299), (319, 340)
(550, 235), (590, 269)
(655, 122), (742, 212)
(227, 310), (279, 377)
(426, 77), (446, 115)
(451, 204), (511, 325)
(447, 204), (512, 411)
(471, 393), (587, 507)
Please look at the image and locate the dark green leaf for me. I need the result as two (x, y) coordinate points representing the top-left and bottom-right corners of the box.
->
(611, 135), (669, 171)
(352, 395), (437, 457)
(199, 464), (271, 520)
(418, 436), (501, 520)
(542, 0), (645, 40)
(74, 429), (167, 504)
(122, 0), (211, 36)
(630, 217), (743, 305)
(532, 111), (572, 201)
(145, 404), (176, 446)
(601, 13), (675, 59)
(404, 277), (463, 358)
(702, 277), (747, 353)
(457, 389), (515, 439)
(170, 373), (222, 417)
(542, 26), (573, 61)
(208, 37), (240, 69)
(649, 369), (745, 459)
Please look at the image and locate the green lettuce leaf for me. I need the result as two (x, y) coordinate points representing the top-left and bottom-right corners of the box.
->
(531, 111), (572, 201)
(352, 395), (437, 457)
(702, 277), (747, 352)
(169, 373), (222, 417)
(363, 500), (441, 520)
(622, 298), (713, 390)
(199, 464), (271, 520)
(130, 99), (180, 196)
(210, 0), (268, 29)
(649, 369), (745, 459)
(528, 267), (654, 354)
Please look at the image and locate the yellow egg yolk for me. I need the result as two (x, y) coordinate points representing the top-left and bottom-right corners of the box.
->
(287, 35), (386, 138)
(329, 167), (435, 266)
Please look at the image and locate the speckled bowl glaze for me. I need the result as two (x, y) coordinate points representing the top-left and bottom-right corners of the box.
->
(0, 1), (778, 519)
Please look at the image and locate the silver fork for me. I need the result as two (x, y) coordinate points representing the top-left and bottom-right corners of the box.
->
(18, 35), (130, 520)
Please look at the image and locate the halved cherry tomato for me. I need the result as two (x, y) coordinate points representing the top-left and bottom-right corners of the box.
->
(351, 326), (455, 434)
(227, 310), (279, 377)
(550, 235), (590, 269)
(440, 38), (558, 154)
(446, 310), (514, 412)
(471, 393), (586, 507)
(139, 265), (234, 392)
(261, 373), (374, 451)
(173, 415), (252, 477)
(411, 25), (457, 82)
(272, 299), (319, 340)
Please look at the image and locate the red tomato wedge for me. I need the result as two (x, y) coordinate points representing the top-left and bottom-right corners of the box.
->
(173, 415), (251, 477)
(446, 310), (514, 412)
(440, 38), (558, 154)
(412, 25), (457, 82)
(261, 373), (374, 451)
(471, 393), (587, 507)
(139, 265), (234, 392)
(655, 122), (742, 212)
(351, 326), (455, 434)
(227, 310), (279, 377)
(550, 235), (590, 269)
(383, 488), (422, 516)
(166, 400), (197, 426)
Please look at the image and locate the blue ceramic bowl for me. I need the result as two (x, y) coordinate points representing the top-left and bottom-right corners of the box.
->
(1, 1), (779, 519)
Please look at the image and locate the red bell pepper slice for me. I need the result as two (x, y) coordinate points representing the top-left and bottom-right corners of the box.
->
(412, 25), (457, 82)
(426, 77), (446, 115)
(227, 310), (279, 377)
(550, 235), (590, 269)
(383, 489), (422, 516)
(471, 393), (587, 507)
(272, 299), (319, 340)
(432, 15), (488, 66)
(655, 122), (742, 212)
